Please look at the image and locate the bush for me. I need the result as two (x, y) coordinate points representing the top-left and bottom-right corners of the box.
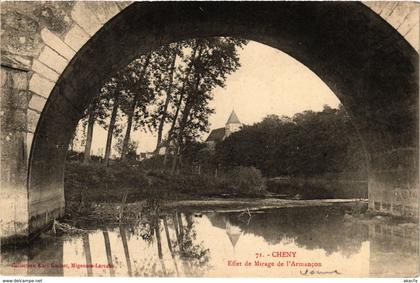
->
(65, 162), (267, 204)
(64, 161), (149, 202)
(221, 166), (266, 194)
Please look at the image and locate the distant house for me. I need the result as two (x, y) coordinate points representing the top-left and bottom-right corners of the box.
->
(157, 139), (175, 156)
(137, 152), (154, 161)
(158, 146), (167, 155)
(206, 110), (242, 150)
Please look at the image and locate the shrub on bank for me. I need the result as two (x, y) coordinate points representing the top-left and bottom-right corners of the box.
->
(64, 161), (149, 202)
(220, 166), (266, 194)
(65, 162), (267, 203)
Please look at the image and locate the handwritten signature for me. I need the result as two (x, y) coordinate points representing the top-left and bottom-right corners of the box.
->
(300, 269), (341, 275)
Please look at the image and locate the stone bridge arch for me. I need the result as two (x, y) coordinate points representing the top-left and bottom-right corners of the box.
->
(1, 2), (418, 244)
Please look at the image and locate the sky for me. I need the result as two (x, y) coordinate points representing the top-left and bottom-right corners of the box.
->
(85, 40), (341, 155)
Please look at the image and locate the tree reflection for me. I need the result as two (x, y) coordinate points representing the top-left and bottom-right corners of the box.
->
(102, 229), (115, 276)
(174, 212), (211, 277)
(119, 225), (132, 276)
(208, 206), (369, 257)
(1, 205), (417, 277)
(82, 233), (93, 276)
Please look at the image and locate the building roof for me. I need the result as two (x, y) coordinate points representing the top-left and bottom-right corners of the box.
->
(226, 219), (242, 249)
(226, 110), (241, 125)
(206, 127), (226, 142)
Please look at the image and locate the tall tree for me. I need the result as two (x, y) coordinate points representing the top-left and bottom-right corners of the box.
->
(114, 137), (139, 160)
(151, 43), (183, 153)
(120, 54), (153, 160)
(98, 76), (125, 166)
(83, 94), (109, 163)
(215, 105), (368, 178)
(83, 107), (95, 163)
(171, 37), (247, 173)
(104, 90), (120, 165)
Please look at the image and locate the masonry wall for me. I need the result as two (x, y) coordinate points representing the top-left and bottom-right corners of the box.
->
(1, 1), (131, 244)
(0, 1), (418, 245)
(0, 65), (30, 244)
(368, 148), (419, 218)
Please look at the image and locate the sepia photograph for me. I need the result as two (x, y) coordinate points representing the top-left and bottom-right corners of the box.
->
(0, 1), (419, 281)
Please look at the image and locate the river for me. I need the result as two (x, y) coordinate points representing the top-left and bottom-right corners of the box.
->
(1, 204), (418, 277)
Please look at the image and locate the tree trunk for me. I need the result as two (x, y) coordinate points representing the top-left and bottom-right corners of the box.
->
(155, 217), (167, 275)
(172, 213), (181, 246)
(121, 99), (135, 161)
(163, 146), (169, 168)
(103, 230), (115, 276)
(170, 145), (179, 174)
(82, 233), (93, 276)
(156, 52), (177, 153)
(163, 216), (179, 276)
(171, 59), (203, 173)
(168, 42), (202, 172)
(155, 218), (163, 259)
(119, 225), (132, 276)
(178, 212), (184, 243)
(121, 54), (152, 160)
(165, 42), (200, 156)
(104, 94), (119, 166)
(83, 109), (95, 163)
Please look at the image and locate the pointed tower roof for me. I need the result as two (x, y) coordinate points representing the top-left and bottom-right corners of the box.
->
(226, 110), (241, 125)
(225, 219), (242, 249)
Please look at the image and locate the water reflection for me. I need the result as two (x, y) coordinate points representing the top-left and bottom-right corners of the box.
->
(1, 206), (418, 277)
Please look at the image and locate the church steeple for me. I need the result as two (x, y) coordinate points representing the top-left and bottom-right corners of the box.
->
(225, 219), (242, 252)
(226, 110), (241, 125)
(225, 110), (242, 138)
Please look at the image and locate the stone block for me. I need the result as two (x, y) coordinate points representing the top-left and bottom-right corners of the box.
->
(396, 4), (419, 35)
(71, 2), (102, 36)
(11, 71), (29, 90)
(0, 107), (27, 132)
(38, 46), (68, 74)
(84, 2), (120, 24)
(29, 73), (55, 98)
(0, 130), (28, 184)
(0, 187), (29, 241)
(116, 1), (133, 10)
(27, 132), (34, 159)
(1, 89), (29, 110)
(41, 28), (76, 60)
(1, 67), (8, 88)
(32, 59), (60, 82)
(1, 54), (32, 71)
(27, 109), (40, 133)
(64, 24), (90, 51)
(405, 26), (419, 53)
(28, 94), (47, 113)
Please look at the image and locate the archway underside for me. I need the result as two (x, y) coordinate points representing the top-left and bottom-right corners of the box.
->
(1, 2), (418, 244)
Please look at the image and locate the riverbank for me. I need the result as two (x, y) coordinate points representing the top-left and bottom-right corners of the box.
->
(64, 162), (268, 204)
(64, 162), (368, 205)
(64, 196), (369, 224)
(266, 176), (367, 199)
(63, 197), (419, 234)
(63, 161), (373, 222)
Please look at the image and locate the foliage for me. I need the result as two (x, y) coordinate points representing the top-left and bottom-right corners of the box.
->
(220, 166), (266, 194)
(65, 161), (266, 204)
(114, 137), (138, 159)
(171, 37), (247, 148)
(73, 37), (247, 163)
(214, 105), (368, 177)
(64, 161), (149, 203)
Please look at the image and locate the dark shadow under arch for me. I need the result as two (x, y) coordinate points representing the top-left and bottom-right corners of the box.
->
(28, 2), (418, 233)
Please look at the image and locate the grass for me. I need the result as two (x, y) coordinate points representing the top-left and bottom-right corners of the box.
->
(64, 162), (268, 206)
